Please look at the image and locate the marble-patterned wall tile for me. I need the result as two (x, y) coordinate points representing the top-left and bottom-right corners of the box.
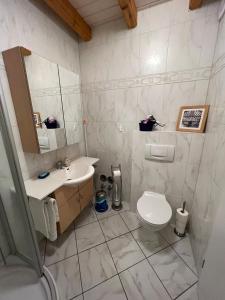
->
(130, 131), (204, 215)
(79, 0), (219, 85)
(163, 81), (209, 130)
(79, 1), (219, 274)
(136, 84), (166, 124)
(167, 18), (205, 72)
(190, 5), (225, 274)
(171, 0), (219, 25)
(80, 0), (217, 209)
(86, 120), (133, 202)
(0, 1), (80, 73)
(190, 128), (225, 272)
(138, 0), (174, 33)
(214, 7), (225, 63)
(80, 43), (110, 84)
(140, 28), (169, 75)
(0, 0), (84, 181)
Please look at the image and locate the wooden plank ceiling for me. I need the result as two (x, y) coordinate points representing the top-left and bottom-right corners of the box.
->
(69, 0), (171, 27)
(42, 0), (204, 41)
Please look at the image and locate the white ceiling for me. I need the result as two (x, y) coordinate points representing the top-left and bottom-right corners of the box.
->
(69, 0), (170, 26)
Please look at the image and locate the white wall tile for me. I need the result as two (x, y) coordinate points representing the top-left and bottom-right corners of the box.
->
(140, 28), (169, 75)
(190, 6), (225, 273)
(0, 0), (83, 181)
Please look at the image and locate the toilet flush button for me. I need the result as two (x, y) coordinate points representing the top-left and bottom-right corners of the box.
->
(145, 144), (175, 162)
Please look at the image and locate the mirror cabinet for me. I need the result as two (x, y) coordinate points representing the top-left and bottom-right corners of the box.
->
(2, 46), (83, 154)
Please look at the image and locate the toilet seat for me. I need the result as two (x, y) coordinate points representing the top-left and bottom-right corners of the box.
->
(137, 191), (172, 227)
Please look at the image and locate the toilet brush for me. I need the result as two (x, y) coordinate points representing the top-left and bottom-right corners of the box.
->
(174, 201), (189, 237)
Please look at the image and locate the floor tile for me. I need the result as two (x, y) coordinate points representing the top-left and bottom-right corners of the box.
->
(120, 201), (130, 212)
(132, 227), (169, 257)
(172, 237), (197, 274)
(45, 227), (77, 266)
(79, 243), (117, 291)
(83, 276), (127, 300)
(95, 201), (118, 220)
(76, 221), (105, 253)
(120, 260), (170, 300)
(75, 205), (97, 228)
(177, 283), (198, 300)
(107, 233), (145, 273)
(148, 247), (198, 299)
(120, 211), (141, 231)
(48, 255), (82, 300)
(160, 225), (182, 244)
(99, 214), (129, 241)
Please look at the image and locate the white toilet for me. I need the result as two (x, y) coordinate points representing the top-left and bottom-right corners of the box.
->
(137, 191), (172, 231)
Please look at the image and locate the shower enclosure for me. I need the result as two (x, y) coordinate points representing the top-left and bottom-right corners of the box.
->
(0, 81), (58, 299)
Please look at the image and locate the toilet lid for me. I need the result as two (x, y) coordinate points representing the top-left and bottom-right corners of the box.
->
(137, 191), (172, 225)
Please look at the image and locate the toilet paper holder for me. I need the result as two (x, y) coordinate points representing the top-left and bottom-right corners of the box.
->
(174, 201), (189, 237)
(111, 165), (122, 211)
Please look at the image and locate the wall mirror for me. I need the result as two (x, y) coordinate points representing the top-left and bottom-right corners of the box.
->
(3, 47), (83, 154)
(58, 66), (83, 146)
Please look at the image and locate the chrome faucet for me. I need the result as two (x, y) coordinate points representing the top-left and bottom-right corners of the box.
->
(56, 160), (64, 169)
(56, 158), (71, 169)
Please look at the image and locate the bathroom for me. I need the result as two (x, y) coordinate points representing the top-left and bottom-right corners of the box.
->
(0, 0), (225, 299)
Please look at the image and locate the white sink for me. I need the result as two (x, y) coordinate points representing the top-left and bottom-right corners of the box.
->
(63, 162), (95, 186)
(24, 157), (98, 200)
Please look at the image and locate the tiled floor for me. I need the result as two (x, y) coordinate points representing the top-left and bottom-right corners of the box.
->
(42, 202), (199, 300)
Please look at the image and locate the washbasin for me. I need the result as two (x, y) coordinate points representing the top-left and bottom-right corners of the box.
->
(63, 162), (95, 186)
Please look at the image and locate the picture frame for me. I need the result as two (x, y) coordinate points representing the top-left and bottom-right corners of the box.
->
(176, 105), (209, 133)
(33, 112), (42, 128)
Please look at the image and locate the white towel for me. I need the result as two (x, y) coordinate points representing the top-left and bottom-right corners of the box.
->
(29, 196), (58, 241)
(45, 197), (57, 241)
(53, 199), (59, 222)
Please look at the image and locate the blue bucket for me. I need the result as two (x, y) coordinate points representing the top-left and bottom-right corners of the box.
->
(95, 190), (108, 213)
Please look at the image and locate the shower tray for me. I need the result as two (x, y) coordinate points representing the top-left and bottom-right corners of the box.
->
(0, 256), (58, 300)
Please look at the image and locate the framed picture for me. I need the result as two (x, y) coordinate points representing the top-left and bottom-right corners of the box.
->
(176, 105), (209, 133)
(33, 112), (42, 128)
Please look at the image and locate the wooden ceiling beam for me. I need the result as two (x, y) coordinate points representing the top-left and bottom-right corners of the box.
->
(42, 0), (92, 41)
(189, 0), (203, 10)
(118, 0), (137, 29)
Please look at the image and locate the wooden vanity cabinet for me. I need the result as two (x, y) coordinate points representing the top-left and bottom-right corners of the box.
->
(79, 178), (94, 211)
(52, 177), (94, 234)
(53, 185), (80, 234)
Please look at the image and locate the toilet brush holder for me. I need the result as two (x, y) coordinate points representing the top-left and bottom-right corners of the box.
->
(111, 165), (122, 211)
(174, 206), (189, 237)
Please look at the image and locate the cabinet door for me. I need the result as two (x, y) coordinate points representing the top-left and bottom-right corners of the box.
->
(58, 193), (80, 234)
(54, 185), (78, 208)
(79, 178), (94, 211)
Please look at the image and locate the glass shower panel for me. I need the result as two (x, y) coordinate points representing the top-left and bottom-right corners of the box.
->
(0, 95), (42, 275)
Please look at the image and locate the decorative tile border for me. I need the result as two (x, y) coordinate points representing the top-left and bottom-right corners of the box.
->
(30, 87), (61, 97)
(61, 85), (81, 95)
(28, 85), (81, 98)
(82, 67), (211, 92)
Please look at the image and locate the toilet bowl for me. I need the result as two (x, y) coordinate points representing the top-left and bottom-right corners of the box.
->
(137, 191), (172, 231)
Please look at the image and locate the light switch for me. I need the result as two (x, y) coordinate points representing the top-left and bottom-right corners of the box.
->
(145, 144), (175, 162)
